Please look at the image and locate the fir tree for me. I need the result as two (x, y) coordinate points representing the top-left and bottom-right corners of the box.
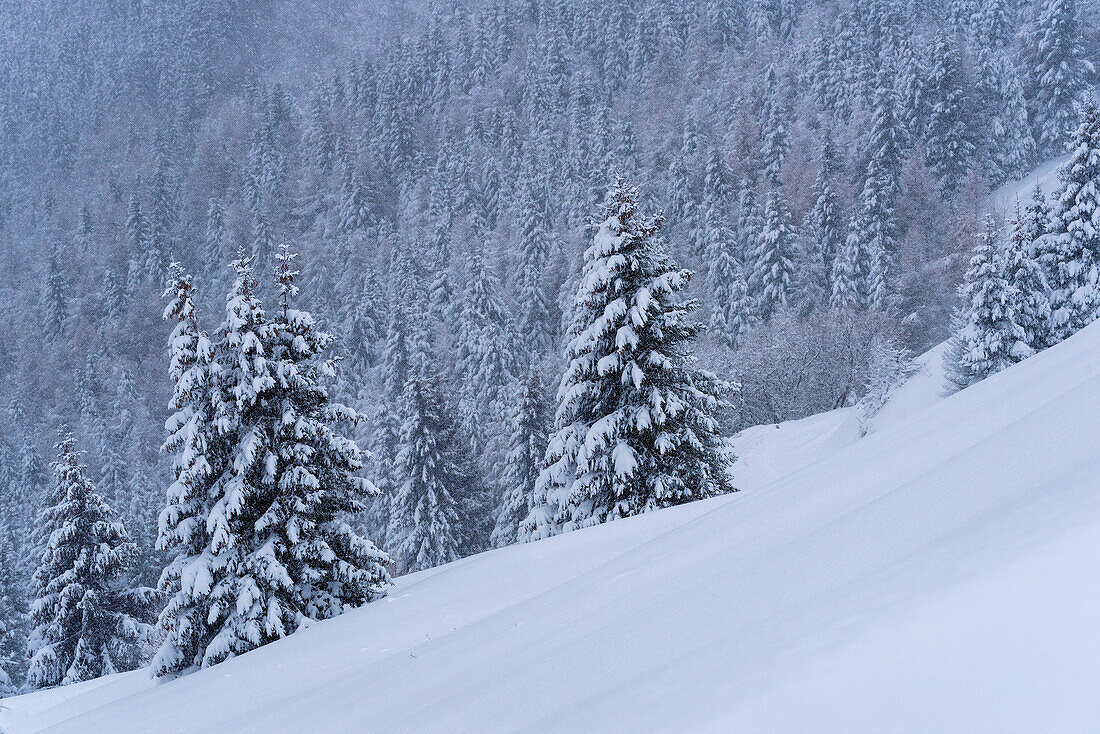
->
(521, 180), (734, 540)
(156, 254), (389, 675)
(925, 34), (975, 194)
(491, 364), (550, 548)
(945, 219), (1027, 389)
(750, 186), (796, 321)
(42, 243), (67, 341)
(1025, 0), (1094, 154)
(804, 137), (844, 308)
(0, 524), (27, 695)
(1023, 183), (1052, 246)
(976, 50), (1035, 185)
(760, 66), (790, 185)
(387, 352), (476, 572)
(153, 263), (224, 677)
(515, 182), (556, 355)
(26, 431), (151, 689)
(1040, 101), (1100, 345)
(1005, 201), (1053, 355)
(259, 245), (390, 620)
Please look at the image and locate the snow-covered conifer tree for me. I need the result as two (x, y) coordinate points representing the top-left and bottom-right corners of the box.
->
(1023, 183), (1052, 246)
(387, 346), (477, 572)
(1004, 202), (1053, 355)
(491, 365), (550, 548)
(838, 77), (901, 312)
(925, 34), (975, 193)
(750, 186), (796, 321)
(0, 525), (26, 695)
(976, 50), (1035, 185)
(259, 245), (390, 620)
(156, 253), (389, 676)
(27, 432), (151, 689)
(521, 180), (734, 541)
(804, 137), (844, 308)
(515, 181), (556, 355)
(1039, 101), (1100, 345)
(153, 263), (224, 677)
(1024, 0), (1094, 154)
(945, 219), (1027, 389)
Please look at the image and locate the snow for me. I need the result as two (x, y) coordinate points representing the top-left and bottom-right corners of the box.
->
(990, 153), (1072, 214)
(5, 320), (1100, 732)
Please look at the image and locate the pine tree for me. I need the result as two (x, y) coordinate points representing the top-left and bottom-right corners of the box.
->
(945, 218), (1027, 389)
(804, 137), (844, 308)
(125, 195), (148, 288)
(750, 186), (796, 321)
(260, 245), (390, 620)
(153, 263), (224, 677)
(26, 431), (150, 689)
(203, 197), (227, 267)
(156, 254), (389, 676)
(455, 247), (517, 452)
(1040, 101), (1100, 345)
(515, 182), (556, 355)
(1023, 183), (1052, 246)
(838, 78), (901, 312)
(976, 50), (1035, 185)
(925, 34), (975, 194)
(1005, 201), (1053, 355)
(1025, 0), (1094, 154)
(387, 352), (475, 572)
(0, 524), (27, 695)
(760, 66), (790, 185)
(491, 365), (550, 548)
(147, 142), (178, 278)
(521, 180), (734, 540)
(42, 243), (67, 341)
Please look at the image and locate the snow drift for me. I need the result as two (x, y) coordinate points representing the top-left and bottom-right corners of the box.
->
(4, 321), (1100, 733)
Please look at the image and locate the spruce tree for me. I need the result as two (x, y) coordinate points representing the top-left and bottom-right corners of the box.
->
(750, 186), (796, 321)
(1005, 202), (1053, 355)
(945, 219), (1026, 389)
(1023, 183), (1052, 246)
(42, 243), (67, 341)
(977, 50), (1035, 185)
(1025, 0), (1094, 154)
(153, 263), (224, 677)
(521, 180), (734, 540)
(1041, 100), (1100, 345)
(156, 254), (389, 676)
(491, 364), (550, 548)
(925, 34), (975, 194)
(804, 137), (844, 308)
(0, 524), (27, 695)
(261, 245), (390, 620)
(839, 78), (901, 312)
(387, 351), (475, 572)
(515, 181), (556, 355)
(27, 431), (150, 689)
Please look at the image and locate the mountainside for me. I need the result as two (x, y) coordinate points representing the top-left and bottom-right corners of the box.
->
(4, 317), (1098, 733)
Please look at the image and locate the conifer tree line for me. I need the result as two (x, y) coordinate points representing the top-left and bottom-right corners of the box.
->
(0, 0), (1097, 693)
(947, 100), (1100, 388)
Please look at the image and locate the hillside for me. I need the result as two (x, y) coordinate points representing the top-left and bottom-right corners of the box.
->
(3, 317), (1098, 733)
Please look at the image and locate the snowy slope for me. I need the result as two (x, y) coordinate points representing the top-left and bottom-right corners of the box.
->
(5, 322), (1100, 733)
(990, 154), (1072, 214)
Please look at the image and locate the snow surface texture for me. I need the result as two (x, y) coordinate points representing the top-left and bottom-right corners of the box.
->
(990, 153), (1073, 214)
(4, 323), (1100, 732)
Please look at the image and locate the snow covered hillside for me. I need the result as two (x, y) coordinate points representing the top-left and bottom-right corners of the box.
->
(4, 322), (1100, 733)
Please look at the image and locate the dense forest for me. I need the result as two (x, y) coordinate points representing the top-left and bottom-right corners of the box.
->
(0, 0), (1097, 692)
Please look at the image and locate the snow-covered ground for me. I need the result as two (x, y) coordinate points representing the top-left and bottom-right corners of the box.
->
(4, 322), (1100, 733)
(990, 153), (1073, 214)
